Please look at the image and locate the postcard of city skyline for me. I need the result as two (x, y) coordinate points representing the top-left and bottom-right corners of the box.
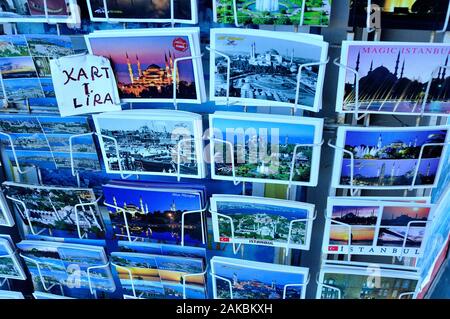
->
(329, 225), (375, 245)
(212, 258), (306, 299)
(331, 205), (379, 225)
(0, 35), (30, 57)
(89, 0), (194, 21)
(118, 241), (207, 260)
(381, 206), (430, 226)
(0, 56), (38, 79)
(212, 29), (326, 109)
(25, 35), (74, 58)
(0, 238), (24, 280)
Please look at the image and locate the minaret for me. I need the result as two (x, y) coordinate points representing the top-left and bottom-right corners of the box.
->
(394, 51), (400, 78)
(377, 134), (383, 149)
(290, 48), (294, 65)
(232, 273), (238, 286)
(426, 162), (431, 177)
(354, 52), (360, 86)
(442, 55), (449, 80)
(126, 52), (134, 84)
(400, 60), (405, 78)
(378, 163), (386, 185)
(369, 60), (373, 72)
(140, 197), (144, 214)
(136, 54), (142, 77)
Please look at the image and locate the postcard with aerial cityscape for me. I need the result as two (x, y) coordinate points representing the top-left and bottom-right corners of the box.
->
(0, 35), (73, 101)
(211, 256), (308, 299)
(0, 192), (15, 227)
(210, 112), (323, 186)
(0, 115), (101, 176)
(318, 266), (419, 299)
(214, 0), (332, 26)
(332, 126), (449, 189)
(3, 182), (106, 239)
(323, 198), (433, 257)
(103, 182), (204, 244)
(17, 240), (116, 298)
(337, 42), (450, 116)
(210, 29), (328, 111)
(0, 236), (26, 280)
(210, 195), (314, 250)
(349, 0), (450, 30)
(87, 0), (197, 23)
(85, 28), (204, 104)
(93, 111), (204, 178)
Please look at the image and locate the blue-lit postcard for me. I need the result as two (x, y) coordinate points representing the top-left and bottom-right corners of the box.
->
(103, 182), (205, 244)
(209, 111), (323, 186)
(4, 182), (105, 239)
(332, 126), (449, 190)
(323, 197), (433, 257)
(117, 241), (207, 261)
(211, 194), (314, 250)
(0, 236), (26, 280)
(211, 256), (308, 299)
(318, 265), (419, 299)
(17, 240), (115, 299)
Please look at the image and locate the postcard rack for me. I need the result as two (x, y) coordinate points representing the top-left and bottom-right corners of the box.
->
(5, 193), (104, 240)
(19, 253), (65, 296)
(334, 57), (450, 119)
(0, 0), (79, 24)
(206, 46), (329, 113)
(103, 199), (207, 246)
(209, 208), (317, 258)
(210, 271), (310, 299)
(230, 0), (307, 28)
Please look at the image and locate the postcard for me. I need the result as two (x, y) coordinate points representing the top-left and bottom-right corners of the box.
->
(0, 35), (74, 101)
(209, 111), (323, 186)
(111, 252), (207, 299)
(211, 256), (308, 299)
(0, 0), (78, 23)
(93, 110), (205, 178)
(0, 114), (101, 175)
(32, 291), (74, 299)
(210, 195), (314, 250)
(103, 182), (205, 244)
(17, 240), (115, 298)
(0, 236), (26, 280)
(0, 191), (15, 227)
(213, 0), (332, 26)
(323, 197), (433, 257)
(337, 41), (450, 116)
(331, 126), (449, 190)
(0, 290), (24, 299)
(210, 28), (328, 111)
(349, 1), (450, 31)
(3, 182), (105, 239)
(318, 265), (419, 299)
(87, 0), (197, 24)
(85, 28), (205, 104)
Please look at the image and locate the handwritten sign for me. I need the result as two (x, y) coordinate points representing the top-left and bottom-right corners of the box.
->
(50, 54), (121, 117)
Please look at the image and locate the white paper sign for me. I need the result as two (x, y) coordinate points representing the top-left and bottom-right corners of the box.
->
(50, 54), (121, 117)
